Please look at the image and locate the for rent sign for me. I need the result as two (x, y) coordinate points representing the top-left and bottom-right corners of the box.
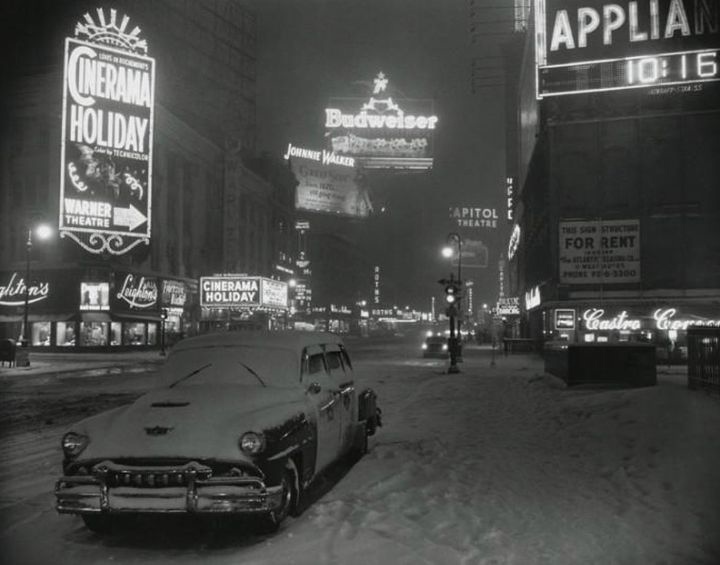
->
(559, 219), (641, 284)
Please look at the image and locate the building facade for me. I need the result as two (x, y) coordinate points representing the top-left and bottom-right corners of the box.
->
(0, 0), (296, 350)
(505, 0), (720, 361)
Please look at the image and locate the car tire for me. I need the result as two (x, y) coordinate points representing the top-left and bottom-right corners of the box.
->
(255, 462), (298, 534)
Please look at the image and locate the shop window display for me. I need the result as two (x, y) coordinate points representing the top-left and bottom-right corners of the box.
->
(31, 322), (52, 346)
(56, 322), (76, 347)
(110, 322), (122, 346)
(80, 322), (108, 347)
(147, 323), (158, 346)
(124, 322), (146, 346)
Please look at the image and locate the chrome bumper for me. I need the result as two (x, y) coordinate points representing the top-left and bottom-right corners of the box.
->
(56, 466), (282, 515)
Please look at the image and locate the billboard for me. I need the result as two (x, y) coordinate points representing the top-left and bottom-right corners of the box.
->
(59, 9), (155, 255)
(451, 239), (489, 269)
(285, 143), (372, 218)
(200, 276), (288, 310)
(324, 73), (438, 170)
(534, 0), (720, 98)
(559, 219), (641, 284)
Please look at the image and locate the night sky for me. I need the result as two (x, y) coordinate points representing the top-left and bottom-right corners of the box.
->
(255, 0), (511, 309)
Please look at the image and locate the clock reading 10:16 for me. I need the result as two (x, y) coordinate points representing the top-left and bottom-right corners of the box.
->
(626, 50), (718, 84)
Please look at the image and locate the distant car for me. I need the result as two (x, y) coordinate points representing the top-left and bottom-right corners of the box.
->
(422, 335), (449, 359)
(55, 331), (381, 533)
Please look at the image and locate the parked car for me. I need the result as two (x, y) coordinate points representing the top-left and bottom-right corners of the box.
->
(422, 335), (449, 359)
(55, 331), (381, 533)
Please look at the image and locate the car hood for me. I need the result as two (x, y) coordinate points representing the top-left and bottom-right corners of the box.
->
(73, 385), (307, 462)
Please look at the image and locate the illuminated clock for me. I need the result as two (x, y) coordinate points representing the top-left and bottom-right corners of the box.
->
(538, 48), (720, 98)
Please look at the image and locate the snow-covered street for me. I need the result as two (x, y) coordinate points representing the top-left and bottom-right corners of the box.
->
(1, 339), (719, 564)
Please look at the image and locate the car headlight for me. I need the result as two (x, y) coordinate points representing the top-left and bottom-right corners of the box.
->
(239, 432), (266, 455)
(442, 344), (448, 350)
(421, 343), (427, 350)
(62, 432), (89, 458)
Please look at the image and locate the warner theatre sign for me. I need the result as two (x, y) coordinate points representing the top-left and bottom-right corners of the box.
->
(59, 8), (155, 255)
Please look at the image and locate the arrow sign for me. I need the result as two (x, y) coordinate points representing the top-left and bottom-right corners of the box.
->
(113, 204), (147, 231)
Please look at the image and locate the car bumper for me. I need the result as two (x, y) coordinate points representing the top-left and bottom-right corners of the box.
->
(55, 475), (284, 515)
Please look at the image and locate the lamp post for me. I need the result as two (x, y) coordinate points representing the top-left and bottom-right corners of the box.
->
(160, 308), (168, 356)
(21, 223), (53, 351)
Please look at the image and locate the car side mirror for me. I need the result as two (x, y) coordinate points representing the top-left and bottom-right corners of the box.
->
(307, 382), (321, 395)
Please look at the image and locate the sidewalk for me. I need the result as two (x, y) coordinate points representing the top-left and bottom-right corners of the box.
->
(0, 350), (166, 379)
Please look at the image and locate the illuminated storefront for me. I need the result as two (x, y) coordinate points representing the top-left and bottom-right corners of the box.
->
(0, 268), (196, 351)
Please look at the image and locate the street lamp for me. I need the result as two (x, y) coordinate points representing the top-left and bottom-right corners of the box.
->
(22, 223), (54, 348)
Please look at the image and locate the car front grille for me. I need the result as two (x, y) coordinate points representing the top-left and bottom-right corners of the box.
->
(105, 470), (195, 488)
(93, 461), (213, 489)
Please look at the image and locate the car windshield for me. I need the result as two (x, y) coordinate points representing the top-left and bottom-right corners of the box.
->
(157, 345), (299, 389)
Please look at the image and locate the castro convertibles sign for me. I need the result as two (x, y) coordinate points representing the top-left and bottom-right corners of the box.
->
(59, 8), (155, 255)
(200, 276), (289, 310)
(535, 0), (720, 97)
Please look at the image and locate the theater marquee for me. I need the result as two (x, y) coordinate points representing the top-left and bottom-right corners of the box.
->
(59, 8), (155, 255)
(534, 0), (720, 98)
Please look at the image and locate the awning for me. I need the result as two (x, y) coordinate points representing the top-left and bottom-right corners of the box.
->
(113, 312), (161, 322)
(0, 313), (75, 322)
(81, 312), (112, 323)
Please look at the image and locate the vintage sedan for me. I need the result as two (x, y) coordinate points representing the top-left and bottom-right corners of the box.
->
(55, 331), (381, 533)
(422, 335), (449, 359)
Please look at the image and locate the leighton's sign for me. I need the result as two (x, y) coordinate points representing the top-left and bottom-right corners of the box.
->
(59, 8), (155, 255)
(116, 274), (158, 309)
(0, 272), (50, 306)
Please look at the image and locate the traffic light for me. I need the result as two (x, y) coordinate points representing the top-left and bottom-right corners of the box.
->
(445, 283), (457, 304)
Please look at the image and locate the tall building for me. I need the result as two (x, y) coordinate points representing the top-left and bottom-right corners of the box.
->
(505, 0), (720, 361)
(0, 0), (296, 350)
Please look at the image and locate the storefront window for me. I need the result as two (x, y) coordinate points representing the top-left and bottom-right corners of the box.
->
(124, 323), (146, 346)
(147, 323), (158, 346)
(110, 322), (122, 346)
(56, 322), (76, 347)
(31, 322), (52, 346)
(80, 322), (108, 346)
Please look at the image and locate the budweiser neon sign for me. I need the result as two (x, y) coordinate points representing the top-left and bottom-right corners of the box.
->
(0, 273), (50, 306)
(324, 72), (438, 131)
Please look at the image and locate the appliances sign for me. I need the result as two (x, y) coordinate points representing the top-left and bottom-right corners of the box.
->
(559, 219), (640, 284)
(325, 73), (438, 171)
(59, 8), (155, 255)
(534, 0), (720, 98)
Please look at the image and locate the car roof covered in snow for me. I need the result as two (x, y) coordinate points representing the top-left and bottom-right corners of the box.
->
(172, 330), (345, 354)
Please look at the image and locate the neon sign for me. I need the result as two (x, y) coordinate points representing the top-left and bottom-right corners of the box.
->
(508, 224), (521, 261)
(583, 308), (642, 330)
(653, 308), (720, 329)
(59, 8), (155, 255)
(0, 273), (50, 306)
(325, 73), (437, 170)
(534, 0), (720, 98)
(525, 286), (542, 310)
(117, 274), (157, 309)
(449, 207), (499, 229)
(283, 143), (355, 168)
